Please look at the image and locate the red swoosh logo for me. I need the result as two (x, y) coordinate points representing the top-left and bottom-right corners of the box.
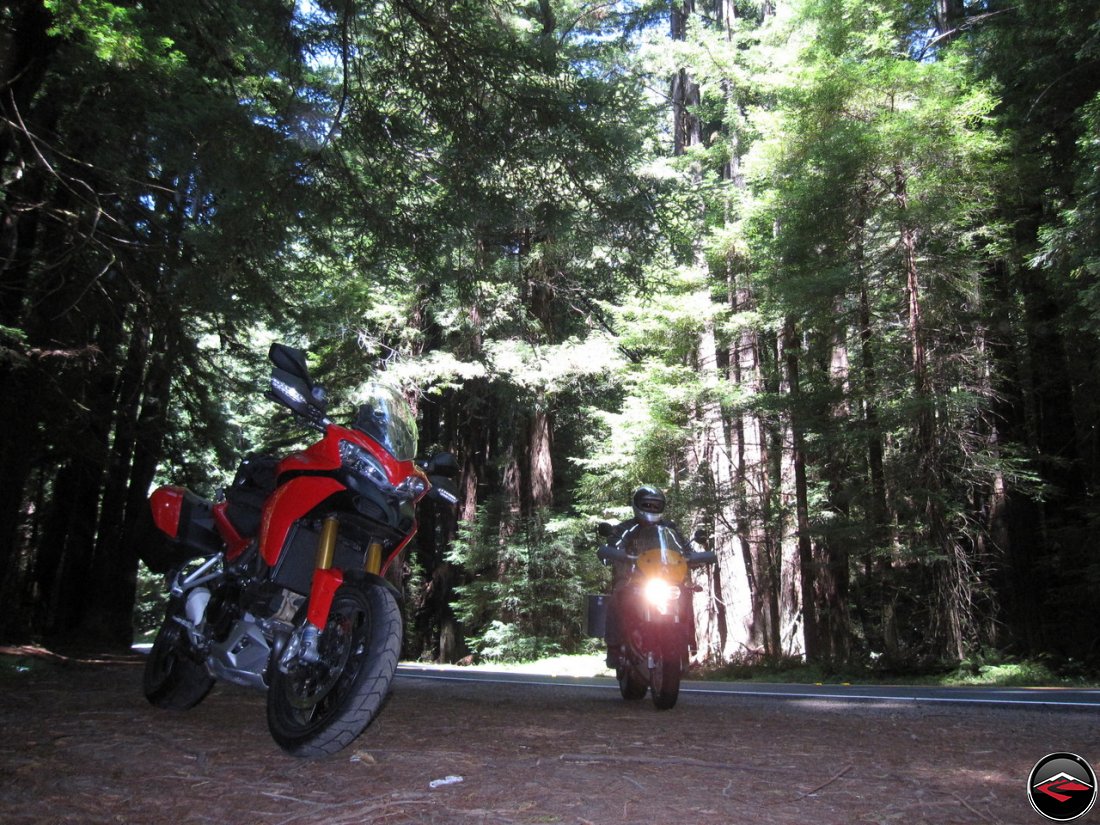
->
(1037, 779), (1093, 803)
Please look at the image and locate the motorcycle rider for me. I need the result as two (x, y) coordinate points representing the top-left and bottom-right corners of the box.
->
(597, 485), (691, 669)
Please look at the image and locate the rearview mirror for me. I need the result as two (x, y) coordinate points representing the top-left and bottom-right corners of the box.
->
(268, 343), (327, 417)
(424, 451), (460, 477)
(269, 343), (311, 381)
(427, 476), (460, 506)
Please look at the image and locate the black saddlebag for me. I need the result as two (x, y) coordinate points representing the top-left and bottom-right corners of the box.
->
(224, 453), (279, 538)
(585, 593), (609, 638)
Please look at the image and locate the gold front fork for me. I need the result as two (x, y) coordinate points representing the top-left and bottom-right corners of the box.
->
(315, 515), (339, 570)
(316, 514), (384, 575)
(365, 541), (383, 575)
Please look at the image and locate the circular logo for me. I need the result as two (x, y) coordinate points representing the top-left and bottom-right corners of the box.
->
(1028, 752), (1097, 822)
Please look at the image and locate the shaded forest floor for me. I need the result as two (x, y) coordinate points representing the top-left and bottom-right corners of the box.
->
(0, 644), (1092, 824)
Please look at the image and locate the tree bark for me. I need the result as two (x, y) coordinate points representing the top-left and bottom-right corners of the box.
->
(784, 318), (820, 662)
(84, 320), (150, 646)
(527, 404), (554, 511)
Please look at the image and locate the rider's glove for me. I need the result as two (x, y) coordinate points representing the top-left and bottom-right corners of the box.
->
(597, 544), (629, 564)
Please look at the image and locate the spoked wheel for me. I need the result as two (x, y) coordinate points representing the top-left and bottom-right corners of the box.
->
(650, 654), (682, 710)
(143, 603), (215, 710)
(267, 582), (401, 757)
(618, 664), (648, 701)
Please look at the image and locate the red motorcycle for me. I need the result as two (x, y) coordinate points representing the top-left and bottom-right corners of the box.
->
(139, 344), (458, 756)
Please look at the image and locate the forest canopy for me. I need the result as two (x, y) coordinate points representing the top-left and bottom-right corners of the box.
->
(2, 0), (1099, 674)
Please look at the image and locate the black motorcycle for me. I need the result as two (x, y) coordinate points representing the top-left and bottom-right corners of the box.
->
(597, 522), (715, 709)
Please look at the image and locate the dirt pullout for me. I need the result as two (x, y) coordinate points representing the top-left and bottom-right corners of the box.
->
(0, 647), (1089, 824)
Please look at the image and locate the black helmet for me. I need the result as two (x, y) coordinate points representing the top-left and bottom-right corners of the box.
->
(632, 485), (666, 524)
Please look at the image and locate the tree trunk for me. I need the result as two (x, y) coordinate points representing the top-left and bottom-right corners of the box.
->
(757, 331), (786, 657)
(855, 203), (896, 656)
(670, 2), (700, 158)
(527, 403), (554, 511)
(934, 0), (966, 43)
(783, 318), (819, 662)
(84, 320), (151, 647)
(894, 163), (966, 661)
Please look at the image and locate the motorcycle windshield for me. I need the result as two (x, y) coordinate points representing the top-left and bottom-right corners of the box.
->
(627, 523), (686, 559)
(629, 523), (688, 581)
(352, 384), (419, 461)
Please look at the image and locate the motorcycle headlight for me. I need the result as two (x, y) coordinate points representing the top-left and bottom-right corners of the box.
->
(340, 440), (427, 501)
(643, 578), (681, 613)
(339, 440), (390, 489)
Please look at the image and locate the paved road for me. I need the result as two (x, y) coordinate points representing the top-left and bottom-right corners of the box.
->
(398, 662), (1100, 710)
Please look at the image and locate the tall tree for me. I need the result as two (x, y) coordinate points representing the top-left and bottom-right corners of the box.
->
(971, 0), (1100, 660)
(0, 0), (319, 644)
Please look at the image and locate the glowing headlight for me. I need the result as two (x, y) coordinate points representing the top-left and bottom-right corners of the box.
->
(339, 440), (390, 488)
(643, 578), (681, 612)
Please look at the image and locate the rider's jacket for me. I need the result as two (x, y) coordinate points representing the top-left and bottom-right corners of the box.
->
(601, 517), (689, 587)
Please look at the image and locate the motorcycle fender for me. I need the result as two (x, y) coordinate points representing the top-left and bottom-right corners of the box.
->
(654, 621), (689, 661)
(259, 476), (344, 566)
(628, 617), (680, 662)
(305, 569), (402, 628)
(306, 567), (345, 628)
(342, 569), (402, 602)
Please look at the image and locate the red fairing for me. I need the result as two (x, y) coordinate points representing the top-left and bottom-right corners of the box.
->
(278, 422), (418, 486)
(149, 486), (186, 539)
(308, 568), (345, 627)
(276, 433), (341, 476)
(212, 501), (250, 562)
(258, 476), (344, 566)
(258, 424), (421, 568)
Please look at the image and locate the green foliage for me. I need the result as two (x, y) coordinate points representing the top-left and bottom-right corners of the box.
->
(1035, 92), (1100, 329)
(44, 0), (180, 65)
(448, 506), (607, 661)
(5, 0), (1100, 673)
(131, 563), (168, 641)
(698, 652), (1100, 686)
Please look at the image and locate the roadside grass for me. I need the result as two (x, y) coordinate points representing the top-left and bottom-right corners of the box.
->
(693, 655), (1100, 688)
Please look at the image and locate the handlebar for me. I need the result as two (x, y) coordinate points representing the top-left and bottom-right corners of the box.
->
(598, 544), (715, 568)
(597, 544), (633, 564)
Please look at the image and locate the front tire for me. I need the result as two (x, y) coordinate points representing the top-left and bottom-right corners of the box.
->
(618, 665), (648, 701)
(143, 605), (215, 710)
(650, 654), (682, 710)
(267, 582), (401, 757)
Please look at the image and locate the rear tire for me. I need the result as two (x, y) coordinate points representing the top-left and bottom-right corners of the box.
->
(267, 582), (401, 757)
(143, 606), (215, 710)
